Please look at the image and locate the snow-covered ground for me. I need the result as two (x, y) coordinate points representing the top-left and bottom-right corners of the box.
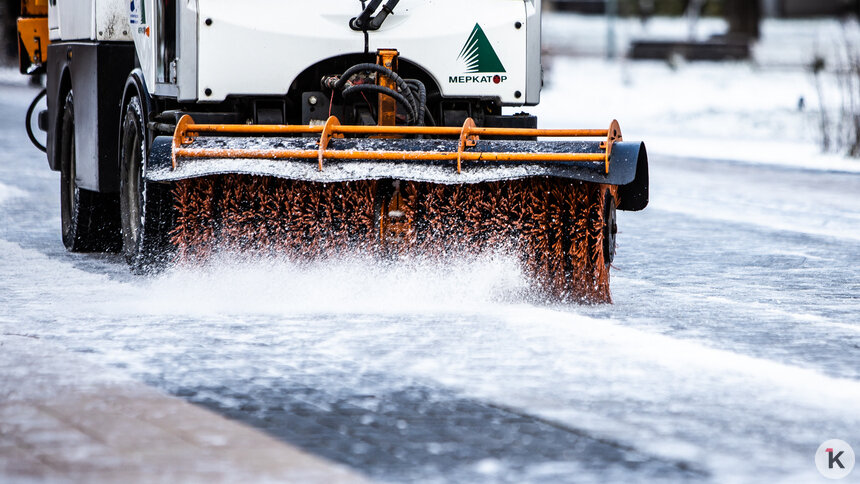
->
(1, 13), (859, 484)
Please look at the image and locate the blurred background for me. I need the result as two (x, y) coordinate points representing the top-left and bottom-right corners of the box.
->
(533, 0), (860, 168)
(0, 0), (18, 67)
(547, 0), (859, 18)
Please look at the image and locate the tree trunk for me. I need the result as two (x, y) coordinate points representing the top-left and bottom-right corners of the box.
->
(725, 0), (761, 40)
(0, 0), (21, 67)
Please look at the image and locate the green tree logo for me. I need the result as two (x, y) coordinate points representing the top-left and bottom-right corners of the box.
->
(458, 24), (506, 73)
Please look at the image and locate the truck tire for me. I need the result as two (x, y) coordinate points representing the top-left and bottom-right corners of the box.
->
(60, 91), (120, 252)
(119, 95), (173, 271)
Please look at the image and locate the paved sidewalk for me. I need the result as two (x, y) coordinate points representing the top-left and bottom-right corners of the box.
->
(0, 333), (369, 483)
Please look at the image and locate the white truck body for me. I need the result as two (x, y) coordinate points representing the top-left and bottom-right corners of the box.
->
(49, 0), (132, 42)
(49, 0), (542, 105)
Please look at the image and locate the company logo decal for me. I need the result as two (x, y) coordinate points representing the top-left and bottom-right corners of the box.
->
(130, 0), (146, 25)
(450, 24), (507, 85)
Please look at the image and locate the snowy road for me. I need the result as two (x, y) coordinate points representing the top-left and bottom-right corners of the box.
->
(1, 72), (859, 483)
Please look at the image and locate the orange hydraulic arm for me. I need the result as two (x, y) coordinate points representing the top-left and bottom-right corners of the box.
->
(376, 49), (399, 127)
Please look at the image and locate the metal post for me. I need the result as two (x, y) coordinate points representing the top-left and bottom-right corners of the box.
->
(606, 0), (618, 59)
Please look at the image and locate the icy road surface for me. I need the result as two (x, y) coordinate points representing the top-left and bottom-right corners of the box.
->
(1, 76), (859, 482)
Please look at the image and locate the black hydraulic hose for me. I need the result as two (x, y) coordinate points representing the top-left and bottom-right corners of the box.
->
(358, 0), (370, 51)
(405, 79), (426, 126)
(341, 84), (416, 122)
(26, 88), (47, 153)
(402, 82), (419, 122)
(334, 64), (431, 126)
(335, 63), (390, 90)
(335, 63), (417, 112)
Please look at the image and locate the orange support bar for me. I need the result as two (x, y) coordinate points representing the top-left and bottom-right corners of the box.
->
(183, 123), (610, 139)
(173, 147), (606, 163)
(172, 115), (622, 174)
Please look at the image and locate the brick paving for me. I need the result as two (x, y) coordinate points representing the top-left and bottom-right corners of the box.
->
(0, 334), (369, 483)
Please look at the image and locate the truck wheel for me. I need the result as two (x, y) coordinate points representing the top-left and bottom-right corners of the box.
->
(119, 95), (172, 271)
(60, 91), (120, 252)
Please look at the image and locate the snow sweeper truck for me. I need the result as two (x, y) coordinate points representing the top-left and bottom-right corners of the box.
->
(17, 0), (649, 303)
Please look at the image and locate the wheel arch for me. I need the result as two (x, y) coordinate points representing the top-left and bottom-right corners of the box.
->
(119, 68), (153, 169)
(47, 66), (73, 172)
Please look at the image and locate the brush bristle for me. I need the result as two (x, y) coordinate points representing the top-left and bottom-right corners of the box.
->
(170, 176), (614, 303)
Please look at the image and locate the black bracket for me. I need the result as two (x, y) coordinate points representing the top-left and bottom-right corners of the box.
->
(350, 0), (400, 31)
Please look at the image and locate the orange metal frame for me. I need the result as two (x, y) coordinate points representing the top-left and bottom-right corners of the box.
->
(172, 115), (623, 174)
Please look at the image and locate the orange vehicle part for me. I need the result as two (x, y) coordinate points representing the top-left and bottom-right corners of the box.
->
(17, 0), (49, 74)
(171, 115), (621, 174)
(376, 49), (399, 127)
(17, 16), (49, 74)
(21, 0), (48, 16)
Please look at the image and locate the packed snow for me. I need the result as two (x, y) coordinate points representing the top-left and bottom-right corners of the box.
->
(0, 181), (27, 205)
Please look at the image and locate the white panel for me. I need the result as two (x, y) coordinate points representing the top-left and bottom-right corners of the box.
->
(525, 0), (542, 105)
(176, 0), (199, 101)
(129, 0), (157, 91)
(370, 0), (527, 105)
(132, 0), (199, 98)
(197, 0), (361, 102)
(95, 0), (132, 41)
(48, 1), (60, 40)
(196, 0), (530, 105)
(51, 0), (131, 41)
(57, 0), (95, 41)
